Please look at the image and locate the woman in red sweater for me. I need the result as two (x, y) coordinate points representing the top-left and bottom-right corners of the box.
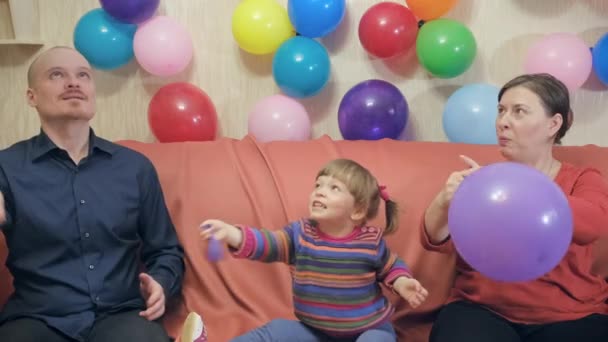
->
(422, 73), (608, 342)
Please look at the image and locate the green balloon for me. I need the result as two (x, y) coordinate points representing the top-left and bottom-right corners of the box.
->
(416, 19), (477, 78)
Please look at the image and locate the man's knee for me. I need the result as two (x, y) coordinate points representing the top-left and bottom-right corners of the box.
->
(0, 318), (71, 342)
(89, 310), (170, 342)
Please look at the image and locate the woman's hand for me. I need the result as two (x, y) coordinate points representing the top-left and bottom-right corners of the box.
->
(424, 155), (481, 244)
(439, 155), (481, 207)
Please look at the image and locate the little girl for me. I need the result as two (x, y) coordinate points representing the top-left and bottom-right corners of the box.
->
(200, 158), (428, 341)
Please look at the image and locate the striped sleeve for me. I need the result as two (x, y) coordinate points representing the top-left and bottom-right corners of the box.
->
(231, 221), (298, 264)
(376, 238), (411, 287)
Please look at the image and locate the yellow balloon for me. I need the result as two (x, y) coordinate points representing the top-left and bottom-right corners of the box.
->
(232, 0), (295, 55)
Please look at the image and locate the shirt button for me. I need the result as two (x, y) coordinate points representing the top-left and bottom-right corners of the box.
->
(84, 232), (90, 238)
(80, 200), (86, 205)
(95, 296), (100, 302)
(89, 264), (95, 270)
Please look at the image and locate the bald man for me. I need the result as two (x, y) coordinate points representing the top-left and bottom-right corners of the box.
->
(0, 46), (184, 342)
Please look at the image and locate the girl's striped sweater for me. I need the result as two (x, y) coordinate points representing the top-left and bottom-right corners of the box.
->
(233, 219), (411, 337)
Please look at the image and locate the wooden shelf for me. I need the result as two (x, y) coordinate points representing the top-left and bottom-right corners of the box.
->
(0, 39), (43, 46)
(1, 0), (43, 45)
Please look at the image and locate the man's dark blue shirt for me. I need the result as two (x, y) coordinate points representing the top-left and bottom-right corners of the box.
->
(0, 130), (184, 341)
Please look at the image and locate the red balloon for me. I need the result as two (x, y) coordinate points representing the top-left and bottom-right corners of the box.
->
(148, 82), (218, 142)
(358, 3), (418, 59)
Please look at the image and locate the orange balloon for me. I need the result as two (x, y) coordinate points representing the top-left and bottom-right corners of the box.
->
(405, 0), (457, 21)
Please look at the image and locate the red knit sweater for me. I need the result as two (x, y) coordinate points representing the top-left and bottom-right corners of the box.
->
(421, 162), (608, 324)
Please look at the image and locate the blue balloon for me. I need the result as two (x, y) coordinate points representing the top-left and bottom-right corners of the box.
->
(443, 83), (499, 145)
(592, 33), (608, 85)
(272, 37), (331, 98)
(73, 8), (136, 70)
(288, 0), (346, 38)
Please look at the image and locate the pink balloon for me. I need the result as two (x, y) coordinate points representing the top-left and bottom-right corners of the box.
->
(248, 95), (311, 142)
(524, 33), (592, 91)
(134, 16), (193, 76)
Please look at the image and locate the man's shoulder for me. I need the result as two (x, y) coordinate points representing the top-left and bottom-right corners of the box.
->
(0, 136), (37, 163)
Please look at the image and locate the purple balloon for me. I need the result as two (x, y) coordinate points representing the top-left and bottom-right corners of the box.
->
(448, 162), (573, 282)
(207, 237), (224, 262)
(100, 0), (160, 24)
(338, 80), (409, 140)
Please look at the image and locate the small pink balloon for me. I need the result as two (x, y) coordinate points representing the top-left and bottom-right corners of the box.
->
(134, 16), (193, 76)
(248, 94), (311, 142)
(524, 32), (592, 92)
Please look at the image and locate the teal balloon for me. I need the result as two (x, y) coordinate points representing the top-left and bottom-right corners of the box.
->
(73, 8), (136, 70)
(443, 83), (499, 144)
(272, 36), (330, 98)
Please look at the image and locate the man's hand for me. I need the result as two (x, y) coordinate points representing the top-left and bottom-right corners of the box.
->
(139, 273), (165, 321)
(392, 277), (429, 308)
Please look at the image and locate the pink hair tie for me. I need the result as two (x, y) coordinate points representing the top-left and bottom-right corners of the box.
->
(378, 185), (390, 201)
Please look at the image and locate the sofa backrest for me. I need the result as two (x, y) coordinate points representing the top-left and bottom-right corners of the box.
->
(1, 137), (606, 341)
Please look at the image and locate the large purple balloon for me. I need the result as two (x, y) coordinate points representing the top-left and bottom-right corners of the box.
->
(448, 162), (573, 282)
(338, 80), (409, 140)
(100, 0), (160, 24)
